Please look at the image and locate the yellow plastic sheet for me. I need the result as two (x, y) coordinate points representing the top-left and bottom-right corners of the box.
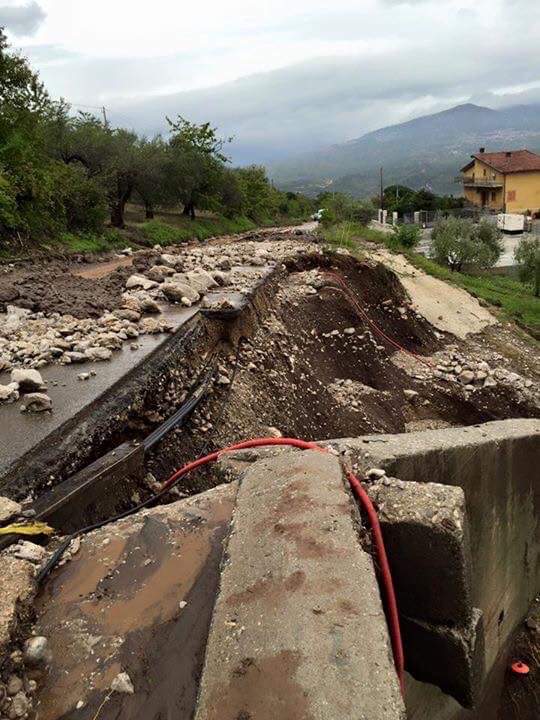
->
(0, 522), (54, 536)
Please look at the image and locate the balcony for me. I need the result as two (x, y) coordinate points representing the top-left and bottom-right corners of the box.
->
(455, 175), (503, 188)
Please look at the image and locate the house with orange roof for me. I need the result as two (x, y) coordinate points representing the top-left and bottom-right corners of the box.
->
(458, 148), (540, 214)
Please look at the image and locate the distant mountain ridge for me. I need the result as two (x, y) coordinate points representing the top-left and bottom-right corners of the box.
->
(270, 103), (540, 197)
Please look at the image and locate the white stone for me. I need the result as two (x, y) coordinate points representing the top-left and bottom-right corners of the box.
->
(10, 368), (45, 392)
(13, 541), (47, 564)
(125, 274), (158, 291)
(111, 671), (134, 695)
(0, 496), (21, 524)
(0, 382), (20, 404)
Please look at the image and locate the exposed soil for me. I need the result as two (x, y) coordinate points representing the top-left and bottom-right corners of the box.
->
(0, 264), (131, 318)
(143, 252), (539, 492)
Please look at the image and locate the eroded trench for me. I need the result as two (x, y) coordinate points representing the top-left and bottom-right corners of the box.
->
(12, 250), (536, 535)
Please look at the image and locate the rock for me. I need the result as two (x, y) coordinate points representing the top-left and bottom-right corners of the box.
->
(20, 393), (52, 413)
(10, 368), (45, 393)
(113, 308), (141, 322)
(483, 376), (497, 388)
(85, 347), (112, 361)
(0, 496), (22, 524)
(12, 541), (47, 564)
(217, 374), (231, 385)
(343, 327), (355, 335)
(77, 373), (91, 381)
(23, 636), (49, 666)
(133, 292), (161, 314)
(111, 671), (134, 695)
(7, 691), (30, 718)
(366, 468), (386, 479)
(125, 274), (158, 291)
(403, 389), (419, 400)
(0, 382), (20, 404)
(161, 282), (200, 304)
(458, 370), (475, 385)
(211, 270), (231, 286)
(6, 675), (23, 696)
(176, 270), (217, 293)
(64, 351), (86, 364)
(160, 253), (182, 268)
(120, 247), (133, 256)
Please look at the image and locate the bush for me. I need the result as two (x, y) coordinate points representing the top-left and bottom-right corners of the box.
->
(514, 236), (540, 297)
(430, 217), (503, 271)
(391, 223), (421, 248)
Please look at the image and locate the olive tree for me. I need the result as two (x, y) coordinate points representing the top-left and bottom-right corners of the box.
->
(514, 236), (540, 297)
(431, 217), (503, 271)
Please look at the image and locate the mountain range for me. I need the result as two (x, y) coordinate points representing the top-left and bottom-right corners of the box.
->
(269, 103), (540, 198)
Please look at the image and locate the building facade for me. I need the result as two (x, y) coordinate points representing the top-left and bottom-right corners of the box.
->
(459, 149), (540, 214)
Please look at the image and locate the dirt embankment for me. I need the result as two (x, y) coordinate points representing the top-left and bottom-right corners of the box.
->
(143, 252), (539, 490)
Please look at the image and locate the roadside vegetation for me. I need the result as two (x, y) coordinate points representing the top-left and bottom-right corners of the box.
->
(0, 30), (313, 255)
(318, 191), (539, 335)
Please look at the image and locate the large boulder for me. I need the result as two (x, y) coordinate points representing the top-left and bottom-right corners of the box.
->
(160, 254), (183, 269)
(161, 282), (200, 304)
(125, 275), (159, 291)
(20, 392), (52, 413)
(10, 368), (45, 393)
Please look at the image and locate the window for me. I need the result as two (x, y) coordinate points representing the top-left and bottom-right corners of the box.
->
(507, 190), (516, 202)
(483, 169), (487, 176)
(491, 192), (497, 202)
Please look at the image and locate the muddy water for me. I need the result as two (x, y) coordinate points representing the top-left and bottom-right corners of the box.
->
(34, 487), (236, 720)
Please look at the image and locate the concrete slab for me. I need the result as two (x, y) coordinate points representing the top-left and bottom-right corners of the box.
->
(195, 450), (405, 720)
(33, 482), (237, 720)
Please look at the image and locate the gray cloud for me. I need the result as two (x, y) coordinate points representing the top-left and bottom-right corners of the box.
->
(0, 2), (46, 36)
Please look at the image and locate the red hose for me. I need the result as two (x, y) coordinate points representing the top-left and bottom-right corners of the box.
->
(160, 437), (405, 694)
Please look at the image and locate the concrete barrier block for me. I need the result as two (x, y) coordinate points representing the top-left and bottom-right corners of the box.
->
(367, 477), (472, 626)
(195, 450), (406, 720)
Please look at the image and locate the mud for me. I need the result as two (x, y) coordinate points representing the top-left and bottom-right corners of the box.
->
(0, 264), (130, 318)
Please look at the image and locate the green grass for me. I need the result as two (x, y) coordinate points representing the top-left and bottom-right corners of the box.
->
(320, 221), (540, 335)
(52, 229), (125, 253)
(319, 221), (388, 250)
(140, 215), (256, 246)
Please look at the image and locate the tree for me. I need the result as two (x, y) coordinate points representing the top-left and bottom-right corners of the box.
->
(430, 217), (503, 271)
(392, 223), (421, 248)
(514, 236), (540, 297)
(166, 116), (230, 219)
(133, 136), (168, 219)
(60, 115), (141, 228)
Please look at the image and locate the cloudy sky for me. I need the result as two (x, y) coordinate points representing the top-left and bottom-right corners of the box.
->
(2, 0), (540, 163)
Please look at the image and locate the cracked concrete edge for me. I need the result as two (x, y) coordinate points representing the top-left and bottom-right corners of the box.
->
(333, 418), (540, 476)
(401, 608), (485, 709)
(367, 477), (473, 627)
(195, 449), (406, 720)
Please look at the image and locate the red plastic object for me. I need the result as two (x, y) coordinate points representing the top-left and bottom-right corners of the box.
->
(511, 661), (530, 675)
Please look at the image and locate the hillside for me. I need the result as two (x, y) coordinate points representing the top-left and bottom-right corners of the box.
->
(270, 103), (540, 197)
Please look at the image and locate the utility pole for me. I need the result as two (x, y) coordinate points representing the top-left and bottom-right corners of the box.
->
(102, 106), (109, 128)
(380, 167), (384, 209)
